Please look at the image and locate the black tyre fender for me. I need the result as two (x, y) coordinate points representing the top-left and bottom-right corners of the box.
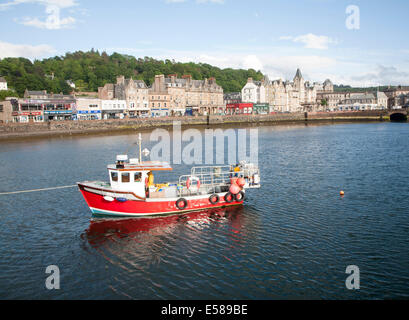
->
(176, 198), (188, 210)
(224, 192), (234, 203)
(235, 191), (245, 202)
(209, 194), (220, 205)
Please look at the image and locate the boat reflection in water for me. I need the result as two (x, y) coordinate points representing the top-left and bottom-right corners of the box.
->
(85, 206), (245, 248)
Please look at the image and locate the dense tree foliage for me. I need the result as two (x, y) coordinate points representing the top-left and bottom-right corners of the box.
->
(0, 50), (264, 97)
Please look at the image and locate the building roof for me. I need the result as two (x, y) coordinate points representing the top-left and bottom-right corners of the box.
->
(0, 77), (6, 83)
(347, 93), (376, 100)
(294, 68), (303, 79)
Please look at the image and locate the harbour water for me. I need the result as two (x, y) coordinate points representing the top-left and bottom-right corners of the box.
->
(0, 122), (409, 299)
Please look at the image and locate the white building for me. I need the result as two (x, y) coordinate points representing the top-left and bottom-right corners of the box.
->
(101, 99), (127, 119)
(377, 91), (388, 109)
(0, 77), (7, 91)
(75, 98), (102, 120)
(241, 78), (266, 104)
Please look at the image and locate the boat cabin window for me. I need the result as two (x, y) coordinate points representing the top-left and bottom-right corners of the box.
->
(111, 172), (118, 182)
(134, 172), (142, 182)
(122, 172), (130, 183)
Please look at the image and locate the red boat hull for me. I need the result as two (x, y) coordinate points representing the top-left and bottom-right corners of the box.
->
(79, 185), (244, 217)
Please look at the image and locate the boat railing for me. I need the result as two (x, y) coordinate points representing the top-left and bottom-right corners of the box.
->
(177, 169), (245, 197)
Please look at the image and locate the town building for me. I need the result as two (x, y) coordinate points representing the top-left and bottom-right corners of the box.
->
(74, 98), (102, 120)
(12, 91), (76, 122)
(0, 77), (7, 91)
(241, 78), (266, 104)
(322, 92), (388, 111)
(149, 74), (224, 116)
(101, 99), (127, 119)
(224, 92), (242, 105)
(0, 98), (14, 123)
(317, 92), (352, 111)
(383, 86), (409, 108)
(248, 69), (330, 113)
(98, 76), (150, 117)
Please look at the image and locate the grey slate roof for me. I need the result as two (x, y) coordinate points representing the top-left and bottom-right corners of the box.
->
(294, 68), (303, 79)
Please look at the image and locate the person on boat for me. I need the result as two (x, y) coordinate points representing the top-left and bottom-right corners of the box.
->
(147, 172), (154, 187)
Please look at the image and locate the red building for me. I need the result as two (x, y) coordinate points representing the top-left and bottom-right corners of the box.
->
(226, 103), (254, 115)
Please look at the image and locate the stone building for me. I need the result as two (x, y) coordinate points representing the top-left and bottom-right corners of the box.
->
(75, 98), (102, 120)
(383, 86), (409, 108)
(261, 69), (324, 112)
(0, 77), (7, 91)
(317, 92), (352, 110)
(320, 91), (388, 111)
(149, 74), (224, 116)
(0, 99), (14, 123)
(98, 76), (149, 116)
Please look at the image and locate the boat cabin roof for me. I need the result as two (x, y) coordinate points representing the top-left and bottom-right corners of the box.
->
(108, 161), (173, 172)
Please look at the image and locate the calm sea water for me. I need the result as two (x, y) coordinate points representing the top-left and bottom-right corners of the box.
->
(0, 122), (409, 300)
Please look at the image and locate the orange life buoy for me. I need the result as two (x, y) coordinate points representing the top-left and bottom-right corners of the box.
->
(187, 176), (201, 191)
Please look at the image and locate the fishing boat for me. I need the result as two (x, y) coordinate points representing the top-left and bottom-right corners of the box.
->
(78, 135), (261, 217)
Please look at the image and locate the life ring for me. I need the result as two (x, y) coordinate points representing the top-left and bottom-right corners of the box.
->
(186, 176), (201, 191)
(176, 198), (188, 210)
(235, 191), (245, 202)
(224, 192), (234, 203)
(209, 194), (220, 205)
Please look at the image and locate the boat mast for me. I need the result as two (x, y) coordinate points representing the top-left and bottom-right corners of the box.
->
(138, 133), (142, 163)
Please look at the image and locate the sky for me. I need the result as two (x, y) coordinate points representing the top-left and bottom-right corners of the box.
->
(0, 0), (409, 87)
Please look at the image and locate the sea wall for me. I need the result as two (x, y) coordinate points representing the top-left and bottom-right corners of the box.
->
(0, 110), (389, 141)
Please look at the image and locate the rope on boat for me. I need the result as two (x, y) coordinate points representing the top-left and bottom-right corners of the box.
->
(0, 185), (78, 196)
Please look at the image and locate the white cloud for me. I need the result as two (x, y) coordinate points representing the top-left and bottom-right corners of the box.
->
(0, 41), (56, 59)
(280, 33), (337, 50)
(1, 0), (77, 29)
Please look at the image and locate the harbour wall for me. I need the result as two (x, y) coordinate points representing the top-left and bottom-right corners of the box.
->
(0, 110), (389, 141)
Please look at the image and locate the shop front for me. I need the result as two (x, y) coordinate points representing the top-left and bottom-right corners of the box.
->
(12, 111), (44, 123)
(129, 107), (150, 118)
(75, 110), (102, 120)
(44, 110), (73, 121)
(226, 103), (254, 115)
(102, 110), (126, 119)
(253, 103), (269, 115)
(151, 108), (169, 117)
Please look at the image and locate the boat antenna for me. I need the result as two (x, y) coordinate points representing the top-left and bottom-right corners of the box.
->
(138, 133), (142, 163)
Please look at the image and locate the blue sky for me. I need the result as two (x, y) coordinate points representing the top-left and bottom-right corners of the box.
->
(0, 0), (408, 86)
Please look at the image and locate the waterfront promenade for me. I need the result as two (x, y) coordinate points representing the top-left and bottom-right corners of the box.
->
(0, 110), (400, 141)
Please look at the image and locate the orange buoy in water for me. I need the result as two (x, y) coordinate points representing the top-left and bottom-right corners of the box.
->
(340, 191), (345, 196)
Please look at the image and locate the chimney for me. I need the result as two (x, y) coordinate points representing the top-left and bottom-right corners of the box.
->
(117, 75), (125, 85)
(169, 74), (177, 83)
(247, 77), (253, 83)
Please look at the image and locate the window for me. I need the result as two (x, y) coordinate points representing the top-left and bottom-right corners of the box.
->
(122, 173), (130, 183)
(134, 173), (142, 182)
(0, 105), (3, 112)
(111, 172), (118, 182)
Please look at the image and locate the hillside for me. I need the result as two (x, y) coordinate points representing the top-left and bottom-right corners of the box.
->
(0, 50), (264, 97)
